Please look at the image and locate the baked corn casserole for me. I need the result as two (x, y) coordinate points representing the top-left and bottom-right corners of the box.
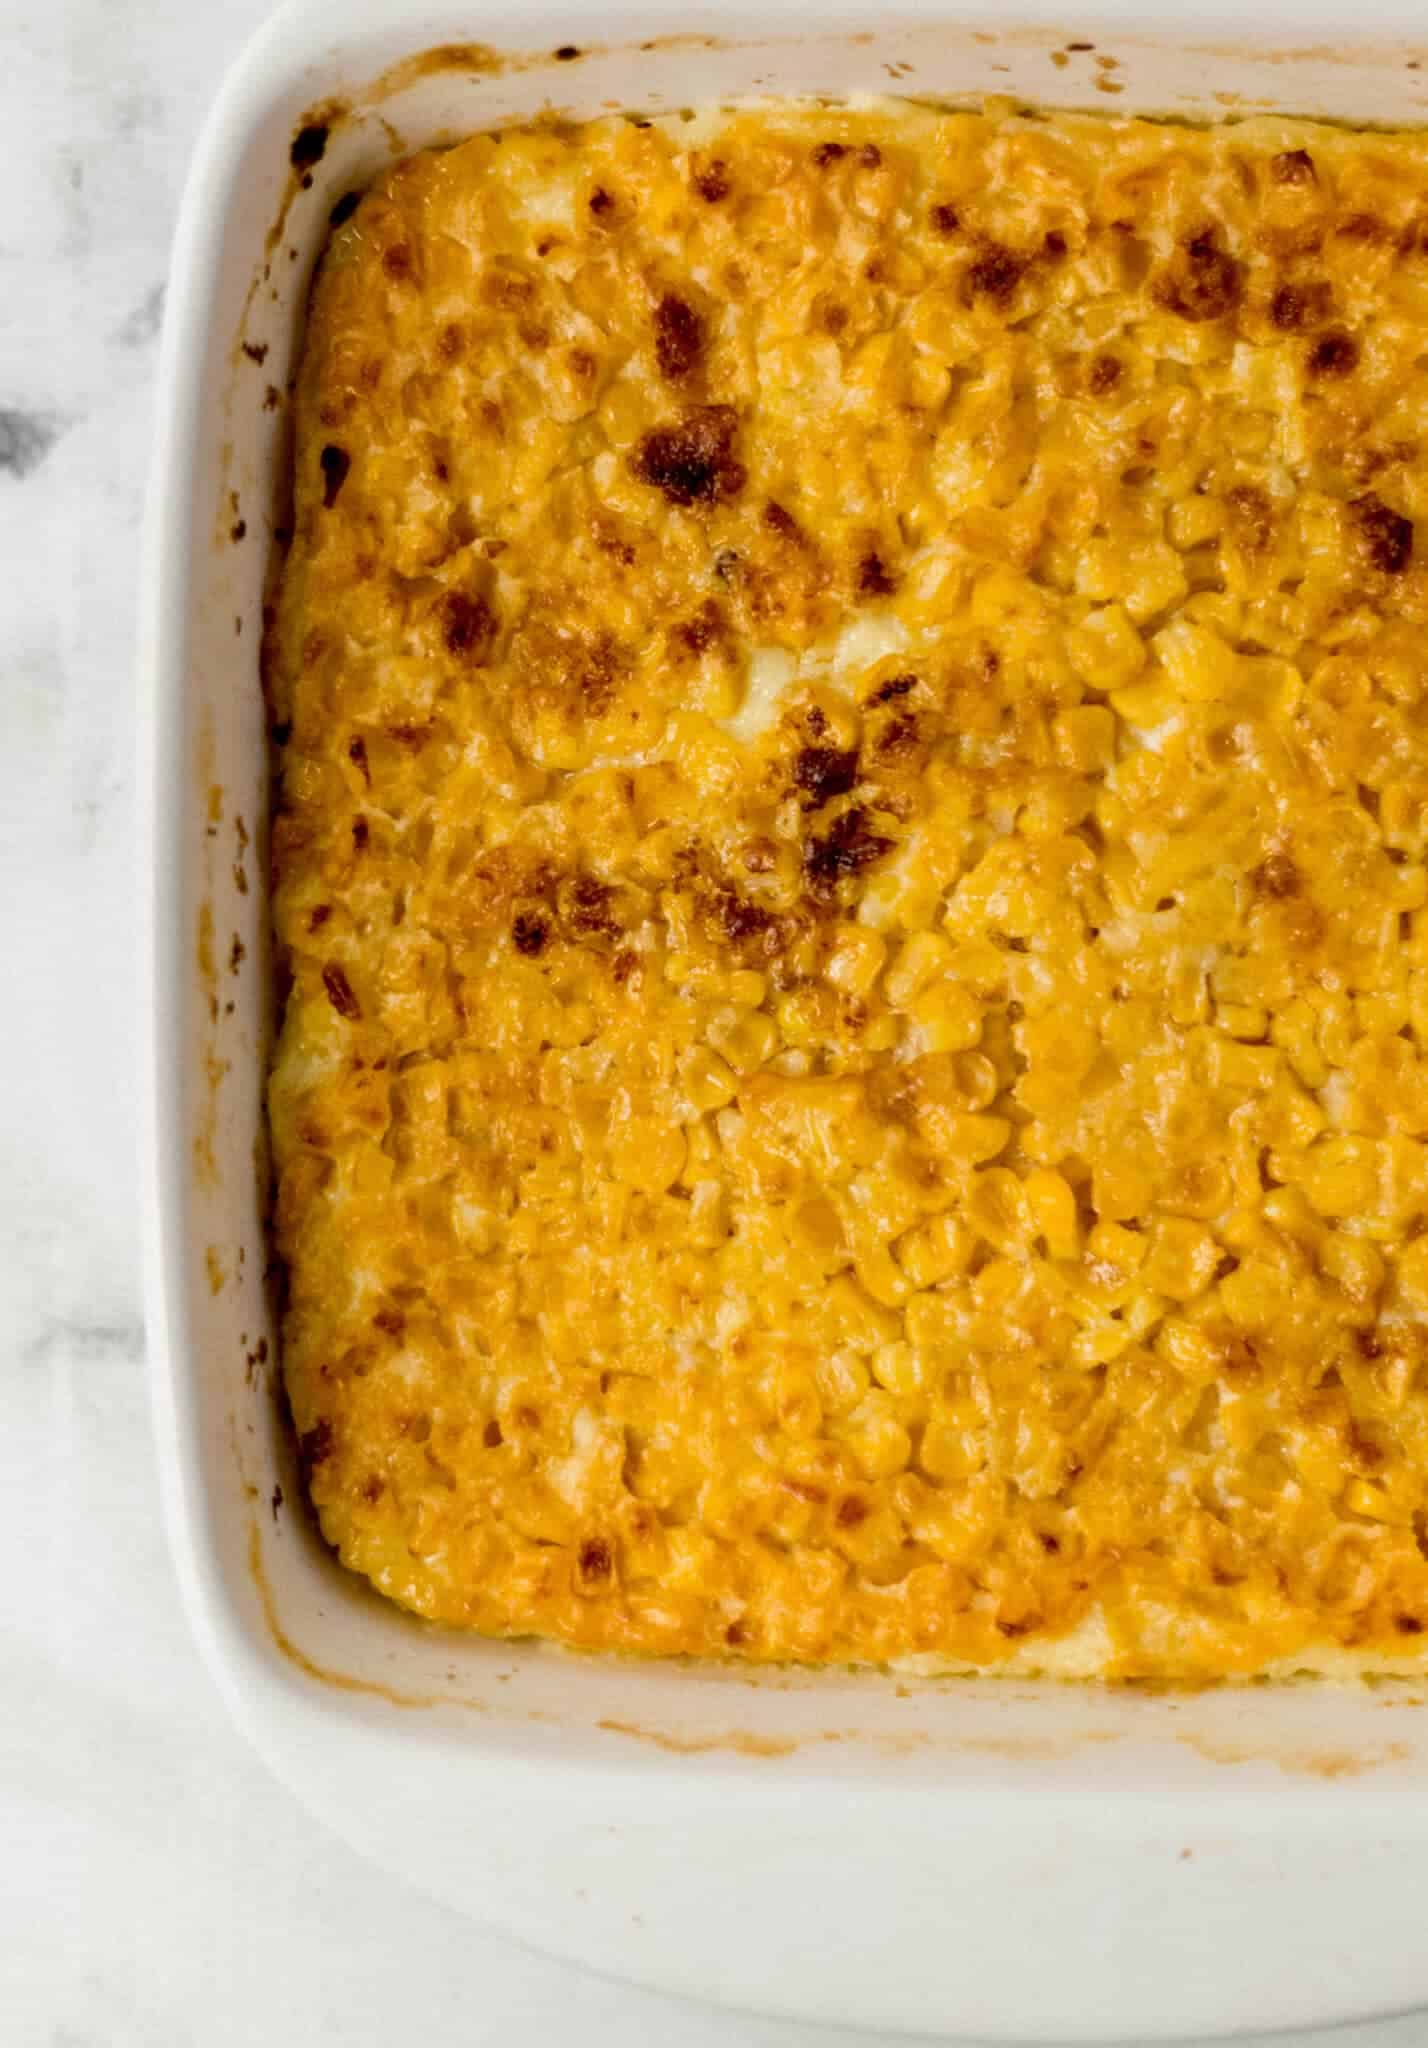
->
(267, 98), (1428, 1680)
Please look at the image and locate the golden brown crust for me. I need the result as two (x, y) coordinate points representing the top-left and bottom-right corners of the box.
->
(269, 100), (1428, 1679)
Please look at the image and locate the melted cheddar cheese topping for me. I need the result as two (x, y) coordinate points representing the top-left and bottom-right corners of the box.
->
(268, 100), (1428, 1677)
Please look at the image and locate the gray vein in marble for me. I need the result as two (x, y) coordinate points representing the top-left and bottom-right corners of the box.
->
(112, 86), (166, 138)
(112, 280), (165, 348)
(21, 1317), (146, 1369)
(52, 148), (92, 260)
(0, 408), (67, 477)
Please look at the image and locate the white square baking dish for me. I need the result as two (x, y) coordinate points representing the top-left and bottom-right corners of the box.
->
(140, 2), (1428, 2036)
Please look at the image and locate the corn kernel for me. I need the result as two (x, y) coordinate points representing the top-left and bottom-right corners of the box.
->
(920, 1414), (983, 1481)
(826, 1275), (902, 1352)
(1218, 1004), (1267, 1041)
(947, 1050), (999, 1111)
(1086, 1219), (1147, 1282)
(683, 1115), (719, 1179)
(943, 938), (1008, 995)
(1122, 1290), (1167, 1339)
(1025, 1167), (1080, 1258)
(1152, 618), (1238, 701)
(1395, 1236), (1428, 1309)
(856, 1236), (912, 1308)
(1052, 704), (1118, 774)
(845, 1398), (913, 1480)
(816, 1348), (871, 1414)
(1206, 1037), (1280, 1093)
(1318, 1233), (1383, 1306)
(895, 1210), (974, 1289)
(940, 1113), (1012, 1165)
(726, 969), (767, 1008)
(885, 929), (955, 1007)
(967, 1167), (1032, 1255)
(1357, 991), (1408, 1039)
(1168, 951), (1209, 1027)
(1142, 1217), (1219, 1300)
(1157, 1317), (1223, 1378)
(1382, 779), (1428, 856)
(906, 982), (982, 1054)
(791, 1193), (848, 1262)
(1160, 1156), (1230, 1219)
(858, 856), (945, 933)
(824, 923), (887, 998)
(1272, 997), (1330, 1089)
(1289, 1136), (1381, 1219)
(871, 1341), (926, 1399)
(904, 1290), (957, 1348)
(771, 1365), (823, 1439)
(1315, 994), (1354, 1067)
(1069, 1319), (1136, 1367)
(688, 1179), (728, 1246)
(1167, 493), (1223, 550)
(609, 1110), (686, 1192)
(1110, 677), (1179, 729)
(973, 1254), (1026, 1311)
(1122, 541), (1189, 623)
(777, 986), (837, 1048)
(1091, 1154), (1154, 1224)
(707, 1006), (779, 1073)
(680, 1045), (737, 1113)
(1065, 603), (1145, 689)
(1262, 1185), (1323, 1245)
(1344, 1478), (1401, 1524)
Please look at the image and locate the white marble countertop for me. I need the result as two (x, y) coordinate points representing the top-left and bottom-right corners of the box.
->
(5, 1), (1428, 2041)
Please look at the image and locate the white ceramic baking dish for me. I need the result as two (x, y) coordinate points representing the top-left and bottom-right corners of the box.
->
(141, 1), (1428, 2035)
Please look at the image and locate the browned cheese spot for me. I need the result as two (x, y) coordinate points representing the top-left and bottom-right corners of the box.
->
(1226, 483), (1276, 555)
(297, 1416), (334, 1487)
(633, 406), (745, 507)
(322, 961), (361, 1018)
(1307, 329), (1359, 378)
(858, 550), (898, 597)
(512, 913), (548, 956)
(1250, 849), (1301, 898)
(442, 590), (497, 660)
(319, 443), (350, 507)
(870, 672), (917, 705)
(654, 292), (704, 381)
(1269, 280), (1332, 332)
(963, 241), (1027, 307)
(805, 807), (893, 896)
(674, 599), (725, 654)
(1336, 212), (1389, 245)
(290, 123), (329, 173)
(794, 746), (860, 805)
(1271, 148), (1316, 185)
(1157, 226), (1243, 323)
(1353, 493), (1414, 574)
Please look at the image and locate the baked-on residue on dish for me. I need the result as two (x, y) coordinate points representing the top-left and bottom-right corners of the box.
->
(267, 100), (1428, 1679)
